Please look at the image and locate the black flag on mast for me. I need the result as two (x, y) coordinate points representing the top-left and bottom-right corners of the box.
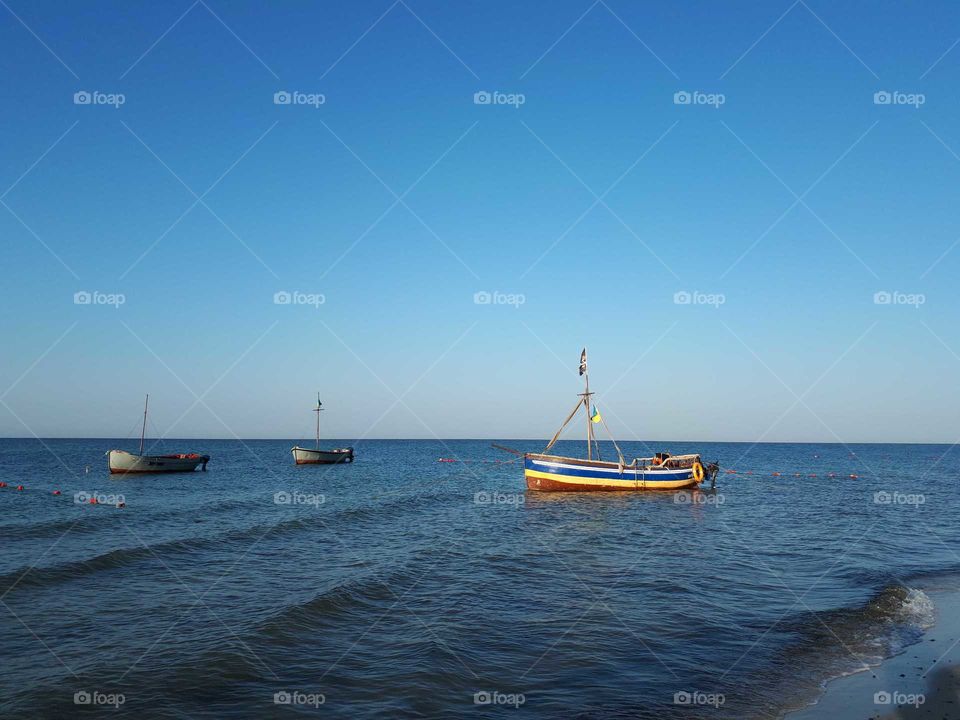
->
(578, 348), (587, 376)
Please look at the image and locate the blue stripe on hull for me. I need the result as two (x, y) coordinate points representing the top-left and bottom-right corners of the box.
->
(524, 457), (693, 481)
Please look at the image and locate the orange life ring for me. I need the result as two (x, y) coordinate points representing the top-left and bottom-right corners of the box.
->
(692, 461), (705, 482)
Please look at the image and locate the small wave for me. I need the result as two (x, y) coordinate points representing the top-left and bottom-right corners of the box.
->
(0, 513), (124, 541)
(256, 564), (415, 638)
(765, 582), (937, 719)
(0, 540), (194, 595)
(0, 497), (257, 542)
(0, 487), (467, 596)
(785, 583), (935, 664)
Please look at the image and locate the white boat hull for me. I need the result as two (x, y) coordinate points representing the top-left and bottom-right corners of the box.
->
(108, 450), (209, 474)
(292, 446), (354, 465)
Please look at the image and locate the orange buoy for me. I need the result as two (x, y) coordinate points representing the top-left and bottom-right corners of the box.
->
(772, 472), (781, 476)
(0, 482), (6, 487)
(52, 490), (61, 496)
(16, 485), (24, 491)
(849, 474), (858, 479)
(89, 497), (98, 504)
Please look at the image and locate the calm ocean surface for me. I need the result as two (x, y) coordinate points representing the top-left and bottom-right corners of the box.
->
(0, 438), (958, 719)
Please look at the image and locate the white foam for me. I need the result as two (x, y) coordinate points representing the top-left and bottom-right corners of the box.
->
(898, 587), (936, 629)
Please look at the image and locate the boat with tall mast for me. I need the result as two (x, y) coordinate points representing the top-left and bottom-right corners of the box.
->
(107, 395), (210, 474)
(523, 349), (719, 491)
(291, 394), (354, 465)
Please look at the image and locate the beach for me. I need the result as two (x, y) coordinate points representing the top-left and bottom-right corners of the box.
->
(787, 581), (960, 720)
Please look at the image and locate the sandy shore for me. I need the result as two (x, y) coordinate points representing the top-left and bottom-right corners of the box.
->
(786, 585), (960, 720)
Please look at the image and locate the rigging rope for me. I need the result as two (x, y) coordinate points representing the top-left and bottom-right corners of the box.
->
(542, 399), (585, 454)
(596, 412), (625, 466)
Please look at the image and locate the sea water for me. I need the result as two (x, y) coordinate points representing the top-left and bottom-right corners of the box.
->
(0, 438), (957, 718)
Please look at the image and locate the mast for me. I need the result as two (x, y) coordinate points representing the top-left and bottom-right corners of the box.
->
(139, 394), (149, 455)
(584, 372), (591, 460)
(579, 349), (595, 460)
(314, 393), (323, 449)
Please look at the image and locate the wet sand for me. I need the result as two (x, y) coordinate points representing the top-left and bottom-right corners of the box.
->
(882, 664), (960, 719)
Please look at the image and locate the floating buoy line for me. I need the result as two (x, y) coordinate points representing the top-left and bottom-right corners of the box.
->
(437, 458), (518, 464)
(0, 484), (126, 508)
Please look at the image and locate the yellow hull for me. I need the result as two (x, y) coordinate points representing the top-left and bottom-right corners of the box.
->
(524, 468), (701, 492)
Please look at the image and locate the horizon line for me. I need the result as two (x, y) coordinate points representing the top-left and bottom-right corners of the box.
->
(0, 437), (955, 446)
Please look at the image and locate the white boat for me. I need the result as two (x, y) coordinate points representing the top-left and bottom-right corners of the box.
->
(292, 447), (353, 464)
(108, 449), (209, 474)
(107, 395), (210, 474)
(291, 394), (354, 465)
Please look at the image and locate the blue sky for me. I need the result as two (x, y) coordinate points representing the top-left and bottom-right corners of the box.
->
(1, 0), (959, 442)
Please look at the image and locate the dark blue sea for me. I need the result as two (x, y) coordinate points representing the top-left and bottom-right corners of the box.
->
(0, 438), (957, 719)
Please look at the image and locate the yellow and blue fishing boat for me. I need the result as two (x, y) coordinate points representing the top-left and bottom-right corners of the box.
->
(523, 349), (719, 492)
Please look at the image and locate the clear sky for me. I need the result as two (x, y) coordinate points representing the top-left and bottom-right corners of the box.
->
(1, 0), (959, 443)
